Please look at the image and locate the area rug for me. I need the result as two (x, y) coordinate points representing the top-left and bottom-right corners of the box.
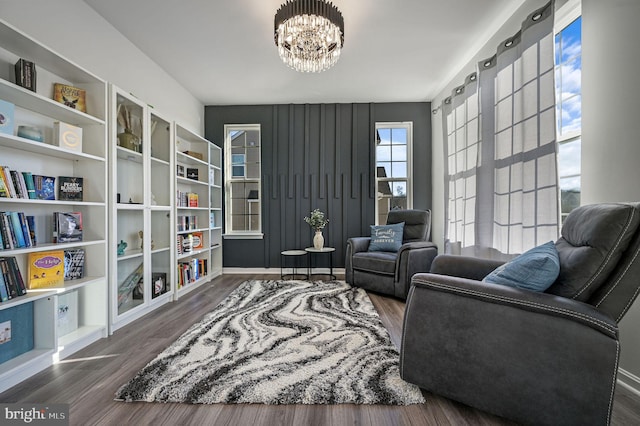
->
(115, 279), (425, 405)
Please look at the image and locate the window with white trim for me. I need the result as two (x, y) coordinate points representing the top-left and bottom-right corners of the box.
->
(555, 0), (582, 221)
(224, 124), (262, 237)
(375, 122), (413, 225)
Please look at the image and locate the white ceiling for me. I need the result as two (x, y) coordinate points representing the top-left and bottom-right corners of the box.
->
(84, 0), (524, 106)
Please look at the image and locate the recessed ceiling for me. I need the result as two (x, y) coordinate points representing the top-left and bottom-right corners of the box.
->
(84, 0), (524, 105)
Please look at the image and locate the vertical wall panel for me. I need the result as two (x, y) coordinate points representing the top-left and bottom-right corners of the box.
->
(205, 102), (431, 268)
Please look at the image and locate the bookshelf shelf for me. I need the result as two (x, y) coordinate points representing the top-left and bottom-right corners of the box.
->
(0, 19), (108, 393)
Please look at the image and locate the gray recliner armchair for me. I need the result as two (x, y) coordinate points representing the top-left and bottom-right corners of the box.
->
(400, 202), (640, 426)
(345, 209), (438, 299)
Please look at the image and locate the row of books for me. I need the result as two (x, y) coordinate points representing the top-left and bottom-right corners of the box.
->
(177, 215), (199, 232)
(0, 167), (84, 201)
(177, 258), (208, 288)
(176, 191), (199, 208)
(0, 211), (83, 250)
(0, 211), (36, 249)
(176, 232), (204, 255)
(0, 256), (27, 302)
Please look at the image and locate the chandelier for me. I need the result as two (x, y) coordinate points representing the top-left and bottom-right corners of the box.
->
(274, 0), (345, 73)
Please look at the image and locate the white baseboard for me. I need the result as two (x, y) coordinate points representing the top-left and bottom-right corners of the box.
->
(223, 267), (345, 276)
(618, 367), (640, 397)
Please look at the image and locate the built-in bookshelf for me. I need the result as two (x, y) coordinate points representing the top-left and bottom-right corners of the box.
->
(174, 125), (222, 298)
(209, 143), (223, 277)
(0, 19), (108, 392)
(108, 86), (174, 333)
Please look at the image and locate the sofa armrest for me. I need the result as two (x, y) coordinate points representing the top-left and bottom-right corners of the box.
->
(410, 273), (617, 337)
(345, 237), (371, 284)
(394, 243), (438, 299)
(429, 254), (505, 281)
(401, 273), (619, 426)
(347, 237), (371, 254)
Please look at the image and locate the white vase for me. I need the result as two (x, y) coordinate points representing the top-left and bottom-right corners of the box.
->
(313, 230), (324, 250)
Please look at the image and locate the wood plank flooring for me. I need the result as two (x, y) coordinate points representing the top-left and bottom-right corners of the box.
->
(1, 274), (639, 425)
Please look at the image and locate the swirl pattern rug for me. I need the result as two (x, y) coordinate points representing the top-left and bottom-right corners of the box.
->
(115, 280), (425, 405)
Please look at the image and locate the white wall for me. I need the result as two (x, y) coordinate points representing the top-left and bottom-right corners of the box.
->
(581, 0), (640, 387)
(0, 0), (204, 134)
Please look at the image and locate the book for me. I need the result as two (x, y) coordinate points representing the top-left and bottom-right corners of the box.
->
(33, 175), (56, 200)
(14, 59), (36, 92)
(27, 250), (64, 289)
(0, 172), (8, 198)
(0, 258), (17, 298)
(1, 166), (17, 198)
(182, 150), (203, 160)
(18, 212), (32, 247)
(21, 172), (36, 199)
(53, 121), (83, 152)
(186, 168), (199, 180)
(58, 176), (83, 201)
(53, 83), (86, 113)
(9, 212), (26, 248)
(0, 257), (26, 297)
(188, 193), (198, 207)
(0, 99), (15, 135)
(151, 272), (167, 298)
(6, 257), (26, 295)
(63, 248), (84, 281)
(55, 212), (82, 243)
(26, 216), (36, 246)
(176, 164), (185, 177)
(192, 231), (204, 250)
(9, 171), (24, 198)
(0, 267), (8, 302)
(0, 214), (12, 249)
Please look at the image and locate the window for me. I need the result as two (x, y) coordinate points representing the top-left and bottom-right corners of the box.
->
(224, 124), (262, 237)
(375, 122), (413, 225)
(555, 1), (582, 221)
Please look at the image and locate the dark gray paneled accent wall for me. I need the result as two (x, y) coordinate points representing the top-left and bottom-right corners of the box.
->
(205, 102), (431, 268)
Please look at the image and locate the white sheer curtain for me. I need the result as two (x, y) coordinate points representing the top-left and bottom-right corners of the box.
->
(443, 73), (480, 255)
(443, 1), (559, 257)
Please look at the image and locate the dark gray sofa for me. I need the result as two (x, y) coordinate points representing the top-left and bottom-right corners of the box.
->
(345, 209), (438, 300)
(400, 202), (640, 426)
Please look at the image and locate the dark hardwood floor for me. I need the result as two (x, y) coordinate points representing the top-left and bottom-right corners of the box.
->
(1, 274), (639, 425)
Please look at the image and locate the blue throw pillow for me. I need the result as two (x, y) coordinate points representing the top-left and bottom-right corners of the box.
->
(368, 222), (404, 252)
(482, 241), (560, 292)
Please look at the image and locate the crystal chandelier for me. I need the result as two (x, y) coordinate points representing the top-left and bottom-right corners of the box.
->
(274, 0), (345, 73)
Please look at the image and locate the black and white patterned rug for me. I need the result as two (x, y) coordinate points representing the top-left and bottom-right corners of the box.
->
(115, 280), (425, 405)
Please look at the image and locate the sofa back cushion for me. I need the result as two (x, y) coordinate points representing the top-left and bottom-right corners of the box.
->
(547, 203), (640, 301)
(387, 209), (430, 243)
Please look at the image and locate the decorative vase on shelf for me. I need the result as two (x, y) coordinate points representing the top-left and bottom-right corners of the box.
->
(117, 128), (141, 153)
(313, 230), (325, 250)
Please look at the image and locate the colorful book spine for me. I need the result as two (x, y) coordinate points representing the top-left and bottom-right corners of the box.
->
(0, 268), (8, 302)
(9, 212), (26, 248)
(21, 172), (36, 199)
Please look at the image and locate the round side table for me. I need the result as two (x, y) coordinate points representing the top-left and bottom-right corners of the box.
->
(280, 250), (309, 280)
(305, 247), (336, 280)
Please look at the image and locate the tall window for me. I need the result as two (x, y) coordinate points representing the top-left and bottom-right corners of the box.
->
(555, 1), (582, 221)
(375, 122), (413, 225)
(224, 124), (262, 237)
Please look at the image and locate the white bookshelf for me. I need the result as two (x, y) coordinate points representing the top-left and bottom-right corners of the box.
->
(108, 86), (174, 333)
(174, 125), (222, 298)
(0, 19), (108, 393)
